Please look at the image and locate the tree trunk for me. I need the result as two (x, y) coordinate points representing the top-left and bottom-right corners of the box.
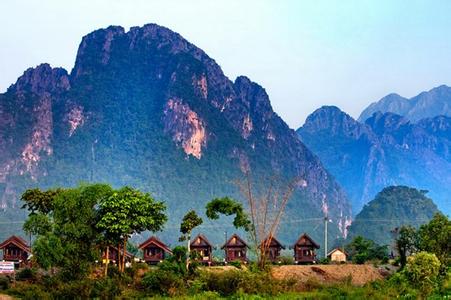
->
(186, 233), (191, 270)
(104, 246), (109, 277)
(122, 237), (127, 272)
(117, 242), (122, 272)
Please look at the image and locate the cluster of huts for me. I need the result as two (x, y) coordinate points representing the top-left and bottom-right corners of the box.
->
(0, 233), (347, 268)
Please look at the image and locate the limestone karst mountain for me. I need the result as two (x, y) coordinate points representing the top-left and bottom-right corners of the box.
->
(0, 24), (351, 244)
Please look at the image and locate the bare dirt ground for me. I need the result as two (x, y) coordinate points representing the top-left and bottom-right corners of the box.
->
(271, 264), (386, 286)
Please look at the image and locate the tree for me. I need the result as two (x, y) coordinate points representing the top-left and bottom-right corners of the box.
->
(21, 188), (61, 215)
(206, 197), (251, 230)
(395, 225), (419, 268)
(31, 233), (65, 273)
(96, 186), (167, 272)
(179, 210), (203, 269)
(417, 213), (450, 268)
(346, 236), (388, 264)
(22, 184), (113, 280)
(404, 251), (441, 297)
(234, 173), (297, 268)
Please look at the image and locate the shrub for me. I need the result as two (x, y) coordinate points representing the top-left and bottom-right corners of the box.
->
(0, 276), (10, 290)
(16, 267), (36, 281)
(318, 257), (330, 264)
(141, 269), (185, 296)
(404, 251), (441, 296)
(228, 260), (242, 269)
(278, 255), (294, 265)
(52, 279), (93, 299)
(6, 282), (51, 300)
(198, 269), (295, 296)
(91, 277), (122, 298)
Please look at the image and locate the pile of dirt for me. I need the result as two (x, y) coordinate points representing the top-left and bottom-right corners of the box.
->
(271, 264), (385, 286)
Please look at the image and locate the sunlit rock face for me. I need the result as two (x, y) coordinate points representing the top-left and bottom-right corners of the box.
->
(164, 98), (207, 159)
(0, 23), (351, 243)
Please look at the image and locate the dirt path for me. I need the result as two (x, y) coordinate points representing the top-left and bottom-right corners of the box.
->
(271, 264), (385, 286)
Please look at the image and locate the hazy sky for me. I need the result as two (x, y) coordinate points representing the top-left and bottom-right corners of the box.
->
(1, 0), (451, 128)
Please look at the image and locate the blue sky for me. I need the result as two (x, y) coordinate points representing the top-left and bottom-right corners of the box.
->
(1, 0), (451, 128)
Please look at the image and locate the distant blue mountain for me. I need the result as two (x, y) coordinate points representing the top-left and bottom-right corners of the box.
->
(297, 106), (450, 215)
(358, 85), (451, 123)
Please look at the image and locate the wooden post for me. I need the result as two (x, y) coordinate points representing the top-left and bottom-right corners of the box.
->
(104, 246), (109, 277)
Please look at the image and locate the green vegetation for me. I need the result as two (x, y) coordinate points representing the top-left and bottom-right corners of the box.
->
(1, 185), (449, 299)
(348, 186), (440, 246)
(345, 236), (388, 264)
(179, 210), (203, 269)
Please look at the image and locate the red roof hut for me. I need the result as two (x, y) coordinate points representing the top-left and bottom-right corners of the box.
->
(0, 235), (31, 266)
(190, 234), (213, 265)
(293, 233), (320, 264)
(139, 236), (172, 264)
(260, 236), (285, 262)
(222, 233), (248, 263)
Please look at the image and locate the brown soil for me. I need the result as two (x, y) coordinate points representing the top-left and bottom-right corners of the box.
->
(271, 264), (385, 287)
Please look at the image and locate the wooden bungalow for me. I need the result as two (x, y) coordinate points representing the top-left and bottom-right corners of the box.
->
(102, 246), (134, 264)
(260, 236), (285, 262)
(293, 233), (320, 264)
(0, 235), (31, 267)
(190, 234), (213, 265)
(327, 248), (347, 263)
(222, 233), (248, 263)
(139, 236), (172, 264)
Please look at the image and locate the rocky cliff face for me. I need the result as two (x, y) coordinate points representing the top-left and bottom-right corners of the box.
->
(298, 106), (450, 215)
(359, 85), (451, 122)
(0, 24), (351, 243)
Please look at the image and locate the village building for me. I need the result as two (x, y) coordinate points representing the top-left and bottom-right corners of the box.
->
(327, 248), (347, 262)
(0, 235), (31, 267)
(260, 236), (285, 262)
(138, 236), (172, 264)
(102, 246), (134, 264)
(190, 234), (213, 265)
(222, 233), (248, 263)
(293, 233), (320, 264)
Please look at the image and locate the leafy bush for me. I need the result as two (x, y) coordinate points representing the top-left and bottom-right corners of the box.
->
(16, 267), (37, 281)
(141, 269), (185, 296)
(228, 260), (242, 269)
(278, 255), (294, 265)
(0, 276), (10, 290)
(198, 269), (295, 296)
(404, 251), (441, 296)
(91, 277), (122, 298)
(318, 257), (330, 264)
(6, 282), (51, 300)
(52, 279), (93, 299)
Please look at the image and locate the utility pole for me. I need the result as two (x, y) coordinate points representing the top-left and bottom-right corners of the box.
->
(324, 216), (328, 258)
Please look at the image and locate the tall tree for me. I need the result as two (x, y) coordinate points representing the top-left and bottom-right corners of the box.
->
(96, 186), (167, 272)
(179, 210), (203, 269)
(395, 225), (419, 268)
(418, 213), (450, 268)
(22, 184), (112, 280)
(21, 188), (61, 215)
(234, 173), (297, 268)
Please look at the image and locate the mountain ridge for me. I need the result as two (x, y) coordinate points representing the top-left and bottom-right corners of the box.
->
(358, 85), (451, 122)
(0, 23), (351, 244)
(297, 105), (450, 215)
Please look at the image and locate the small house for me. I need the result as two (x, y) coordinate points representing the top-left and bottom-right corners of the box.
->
(327, 248), (347, 262)
(0, 235), (31, 267)
(260, 236), (285, 262)
(102, 246), (134, 264)
(222, 233), (248, 263)
(139, 236), (172, 264)
(293, 233), (319, 264)
(190, 234), (213, 265)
